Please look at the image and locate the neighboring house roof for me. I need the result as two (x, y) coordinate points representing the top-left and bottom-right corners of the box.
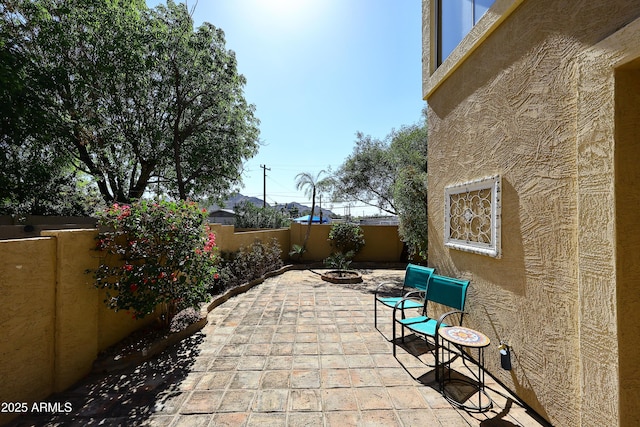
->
(209, 209), (235, 217)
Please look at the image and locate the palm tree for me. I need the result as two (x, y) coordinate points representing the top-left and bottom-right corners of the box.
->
(295, 170), (330, 253)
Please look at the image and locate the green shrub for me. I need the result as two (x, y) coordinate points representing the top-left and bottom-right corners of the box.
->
(324, 222), (365, 269)
(93, 200), (217, 328)
(216, 238), (283, 291)
(328, 222), (365, 254)
(170, 307), (202, 333)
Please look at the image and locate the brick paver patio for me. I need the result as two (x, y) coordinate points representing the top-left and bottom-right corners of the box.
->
(11, 269), (549, 426)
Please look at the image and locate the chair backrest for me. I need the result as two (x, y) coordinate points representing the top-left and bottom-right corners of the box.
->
(425, 274), (469, 311)
(403, 264), (435, 293)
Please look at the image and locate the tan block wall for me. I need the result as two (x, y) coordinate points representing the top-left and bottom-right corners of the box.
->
(210, 223), (403, 263)
(0, 230), (157, 425)
(354, 225), (404, 263)
(423, 1), (640, 425)
(41, 230), (160, 369)
(209, 224), (291, 259)
(44, 230), (100, 392)
(289, 223), (331, 262)
(0, 238), (56, 426)
(97, 294), (158, 354)
(288, 223), (403, 263)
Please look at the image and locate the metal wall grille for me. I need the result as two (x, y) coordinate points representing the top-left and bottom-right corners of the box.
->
(444, 176), (501, 258)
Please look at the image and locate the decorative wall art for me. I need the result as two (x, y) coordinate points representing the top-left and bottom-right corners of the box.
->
(444, 175), (501, 258)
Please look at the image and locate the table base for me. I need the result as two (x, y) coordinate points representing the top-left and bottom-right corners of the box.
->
(440, 376), (493, 412)
(438, 329), (494, 413)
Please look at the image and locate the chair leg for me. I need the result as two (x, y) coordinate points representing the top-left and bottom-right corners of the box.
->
(374, 298), (378, 330)
(435, 334), (440, 383)
(392, 317), (397, 356)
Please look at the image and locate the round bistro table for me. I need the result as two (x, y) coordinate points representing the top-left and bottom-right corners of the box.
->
(438, 326), (493, 412)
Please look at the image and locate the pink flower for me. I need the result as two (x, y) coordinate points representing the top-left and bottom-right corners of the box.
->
(116, 206), (131, 220)
(202, 232), (217, 253)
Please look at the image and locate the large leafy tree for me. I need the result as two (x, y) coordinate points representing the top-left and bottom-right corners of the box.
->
(389, 121), (428, 259)
(331, 133), (397, 215)
(329, 110), (428, 258)
(139, 2), (259, 201)
(1, 1), (97, 214)
(1, 0), (259, 211)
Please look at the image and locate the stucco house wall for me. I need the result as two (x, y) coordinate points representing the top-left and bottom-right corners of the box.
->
(423, 1), (640, 425)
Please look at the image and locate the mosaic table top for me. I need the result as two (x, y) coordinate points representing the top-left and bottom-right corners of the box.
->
(439, 326), (490, 348)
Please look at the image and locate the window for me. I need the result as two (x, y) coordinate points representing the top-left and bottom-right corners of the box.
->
(437, 0), (495, 65)
(444, 175), (501, 258)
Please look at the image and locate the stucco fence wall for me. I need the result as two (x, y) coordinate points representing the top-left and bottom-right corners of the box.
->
(0, 223), (402, 425)
(0, 229), (160, 426)
(210, 222), (404, 263)
(287, 222), (404, 262)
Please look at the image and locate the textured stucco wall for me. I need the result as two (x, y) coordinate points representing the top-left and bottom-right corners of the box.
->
(0, 230), (158, 424)
(42, 230), (100, 392)
(424, 1), (640, 425)
(577, 20), (640, 426)
(0, 238), (56, 426)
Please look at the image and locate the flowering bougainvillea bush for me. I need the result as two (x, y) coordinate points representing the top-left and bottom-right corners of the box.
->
(94, 200), (217, 328)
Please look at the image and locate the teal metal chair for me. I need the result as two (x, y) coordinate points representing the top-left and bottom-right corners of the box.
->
(392, 274), (470, 379)
(374, 264), (435, 334)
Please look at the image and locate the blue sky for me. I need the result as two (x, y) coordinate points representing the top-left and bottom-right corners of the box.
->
(146, 0), (425, 216)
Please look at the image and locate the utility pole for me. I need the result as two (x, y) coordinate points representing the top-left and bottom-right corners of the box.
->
(260, 164), (270, 208)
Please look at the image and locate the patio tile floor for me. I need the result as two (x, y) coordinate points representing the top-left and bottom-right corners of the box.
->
(10, 269), (549, 426)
